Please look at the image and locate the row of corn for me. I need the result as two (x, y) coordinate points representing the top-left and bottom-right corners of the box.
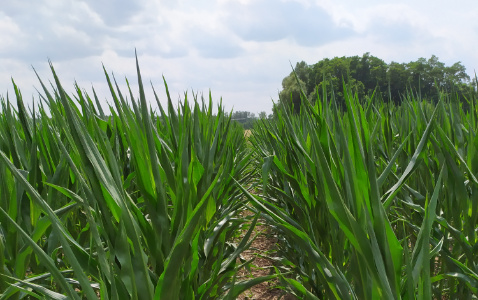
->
(247, 81), (478, 299)
(0, 58), (265, 299)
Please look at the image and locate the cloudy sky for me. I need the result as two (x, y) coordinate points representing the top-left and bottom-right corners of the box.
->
(0, 0), (477, 114)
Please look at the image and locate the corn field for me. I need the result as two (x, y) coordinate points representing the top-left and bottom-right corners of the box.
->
(0, 58), (478, 299)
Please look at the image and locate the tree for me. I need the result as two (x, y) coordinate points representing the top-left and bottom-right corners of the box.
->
(387, 62), (410, 103)
(278, 54), (471, 112)
(445, 62), (470, 83)
(279, 72), (307, 114)
(232, 111), (256, 129)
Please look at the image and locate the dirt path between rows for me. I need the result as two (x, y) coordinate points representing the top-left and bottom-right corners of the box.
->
(238, 130), (296, 299)
(236, 209), (296, 300)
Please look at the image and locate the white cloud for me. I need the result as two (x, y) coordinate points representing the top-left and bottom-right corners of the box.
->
(0, 13), (22, 49)
(222, 0), (354, 46)
(0, 0), (477, 114)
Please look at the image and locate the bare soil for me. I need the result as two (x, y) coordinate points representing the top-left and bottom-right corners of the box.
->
(236, 209), (296, 300)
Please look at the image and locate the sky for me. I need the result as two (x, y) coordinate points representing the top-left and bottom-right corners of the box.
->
(0, 0), (477, 115)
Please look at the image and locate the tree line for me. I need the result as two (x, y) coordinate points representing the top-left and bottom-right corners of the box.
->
(279, 53), (474, 113)
(231, 110), (272, 129)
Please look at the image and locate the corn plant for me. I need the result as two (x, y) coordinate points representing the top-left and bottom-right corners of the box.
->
(0, 56), (267, 299)
(246, 79), (478, 299)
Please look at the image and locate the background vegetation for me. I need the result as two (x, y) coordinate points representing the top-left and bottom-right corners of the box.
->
(234, 54), (473, 124)
(279, 53), (472, 113)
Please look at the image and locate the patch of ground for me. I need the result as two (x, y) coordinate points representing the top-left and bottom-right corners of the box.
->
(236, 209), (296, 300)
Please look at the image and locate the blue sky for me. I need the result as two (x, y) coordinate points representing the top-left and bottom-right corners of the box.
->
(0, 0), (477, 114)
